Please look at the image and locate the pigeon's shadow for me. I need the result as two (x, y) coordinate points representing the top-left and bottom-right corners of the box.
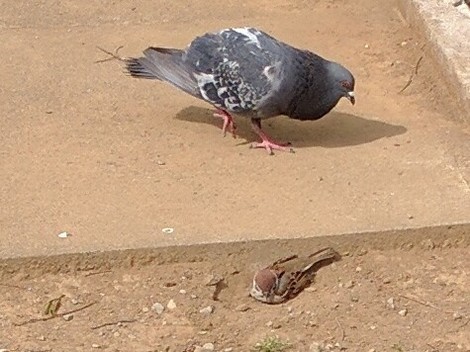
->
(175, 106), (407, 148)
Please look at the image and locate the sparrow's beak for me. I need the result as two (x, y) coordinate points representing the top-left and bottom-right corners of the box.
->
(347, 91), (355, 105)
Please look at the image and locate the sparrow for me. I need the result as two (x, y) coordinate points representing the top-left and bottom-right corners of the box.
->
(249, 247), (340, 304)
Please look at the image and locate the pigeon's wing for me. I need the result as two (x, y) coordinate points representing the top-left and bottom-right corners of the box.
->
(184, 28), (288, 115)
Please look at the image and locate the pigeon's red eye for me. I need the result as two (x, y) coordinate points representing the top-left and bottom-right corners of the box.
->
(341, 80), (352, 90)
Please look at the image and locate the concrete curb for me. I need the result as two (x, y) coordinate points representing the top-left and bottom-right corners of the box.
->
(1, 223), (469, 280)
(399, 0), (470, 121)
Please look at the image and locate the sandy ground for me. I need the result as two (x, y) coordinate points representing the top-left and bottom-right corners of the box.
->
(1, 245), (469, 351)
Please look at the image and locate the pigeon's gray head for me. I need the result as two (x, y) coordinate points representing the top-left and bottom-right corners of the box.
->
(328, 62), (355, 105)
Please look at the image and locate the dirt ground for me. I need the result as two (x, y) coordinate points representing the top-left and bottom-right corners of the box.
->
(1, 245), (469, 352)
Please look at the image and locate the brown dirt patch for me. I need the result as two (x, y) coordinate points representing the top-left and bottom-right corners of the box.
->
(1, 246), (469, 351)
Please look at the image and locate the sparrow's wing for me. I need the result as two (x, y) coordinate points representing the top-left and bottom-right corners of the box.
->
(276, 247), (340, 299)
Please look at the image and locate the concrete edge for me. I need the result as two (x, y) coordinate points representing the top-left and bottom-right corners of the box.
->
(1, 223), (468, 280)
(398, 0), (470, 122)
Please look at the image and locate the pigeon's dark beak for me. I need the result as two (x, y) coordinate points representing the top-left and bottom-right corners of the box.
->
(347, 91), (355, 105)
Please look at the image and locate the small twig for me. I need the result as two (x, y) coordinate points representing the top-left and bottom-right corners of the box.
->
(398, 55), (424, 94)
(95, 45), (126, 63)
(335, 317), (345, 342)
(91, 319), (137, 330)
(212, 280), (228, 301)
(393, 7), (408, 26)
(84, 270), (112, 277)
(13, 301), (96, 326)
(457, 317), (470, 329)
(414, 55), (424, 75)
(0, 283), (28, 290)
(398, 294), (452, 313)
(426, 343), (439, 352)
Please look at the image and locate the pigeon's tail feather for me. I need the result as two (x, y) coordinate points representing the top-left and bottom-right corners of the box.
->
(126, 47), (199, 97)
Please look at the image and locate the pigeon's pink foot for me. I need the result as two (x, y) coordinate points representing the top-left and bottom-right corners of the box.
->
(251, 139), (294, 155)
(250, 119), (294, 155)
(213, 109), (237, 138)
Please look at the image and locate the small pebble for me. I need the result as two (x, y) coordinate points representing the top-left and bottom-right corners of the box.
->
(345, 280), (355, 289)
(202, 342), (215, 351)
(113, 332), (120, 337)
(142, 307), (149, 313)
(62, 314), (74, 321)
(382, 277), (392, 284)
(398, 308), (408, 316)
(266, 321), (273, 327)
(358, 249), (368, 256)
(364, 44), (370, 49)
(71, 298), (79, 305)
(128, 334), (136, 339)
(57, 231), (71, 238)
(205, 274), (224, 286)
(190, 294), (198, 299)
(355, 266), (362, 272)
(157, 160), (166, 165)
(152, 302), (165, 314)
(167, 299), (177, 310)
(199, 306), (214, 315)
(387, 297), (395, 310)
(453, 312), (463, 320)
(224, 348), (234, 352)
(179, 289), (187, 295)
(37, 336), (46, 341)
(91, 344), (101, 349)
(368, 349), (376, 352)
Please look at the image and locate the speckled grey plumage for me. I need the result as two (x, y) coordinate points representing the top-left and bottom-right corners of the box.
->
(125, 27), (355, 122)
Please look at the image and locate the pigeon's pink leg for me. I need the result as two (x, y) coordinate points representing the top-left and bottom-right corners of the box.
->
(213, 109), (237, 138)
(250, 119), (294, 155)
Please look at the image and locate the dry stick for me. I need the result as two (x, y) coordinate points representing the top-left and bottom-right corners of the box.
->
(13, 301), (96, 326)
(91, 319), (137, 330)
(398, 55), (424, 94)
(0, 283), (28, 290)
(95, 45), (126, 63)
(84, 270), (112, 277)
(335, 318), (345, 342)
(393, 7), (408, 26)
(398, 294), (455, 314)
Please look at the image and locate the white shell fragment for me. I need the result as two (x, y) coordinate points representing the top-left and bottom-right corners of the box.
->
(57, 231), (71, 238)
(162, 227), (174, 234)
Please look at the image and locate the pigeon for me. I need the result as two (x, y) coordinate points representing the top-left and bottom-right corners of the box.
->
(249, 247), (341, 304)
(125, 27), (355, 154)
